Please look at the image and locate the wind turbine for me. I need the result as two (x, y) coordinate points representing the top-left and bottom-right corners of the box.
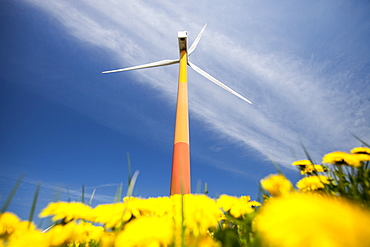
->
(103, 24), (252, 195)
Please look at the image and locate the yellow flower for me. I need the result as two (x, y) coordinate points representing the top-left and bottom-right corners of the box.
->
(69, 221), (104, 244)
(100, 232), (116, 247)
(296, 175), (330, 192)
(92, 203), (130, 229)
(260, 174), (293, 196)
(303, 164), (324, 174)
(255, 193), (370, 247)
(45, 221), (103, 246)
(126, 196), (173, 218)
(171, 194), (223, 238)
(350, 147), (370, 155)
(322, 151), (364, 167)
(216, 195), (260, 218)
(45, 222), (75, 246)
(292, 160), (325, 174)
(350, 147), (370, 163)
(39, 202), (93, 222)
(216, 195), (237, 212)
(0, 212), (36, 242)
(115, 216), (173, 247)
(7, 230), (49, 247)
(0, 212), (21, 236)
(92, 197), (173, 229)
(292, 159), (312, 166)
(187, 234), (221, 247)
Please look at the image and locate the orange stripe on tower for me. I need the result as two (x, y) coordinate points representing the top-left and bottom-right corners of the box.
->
(171, 142), (190, 194)
(170, 50), (191, 195)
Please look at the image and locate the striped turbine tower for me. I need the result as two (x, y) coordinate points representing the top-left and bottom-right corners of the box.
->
(103, 24), (252, 195)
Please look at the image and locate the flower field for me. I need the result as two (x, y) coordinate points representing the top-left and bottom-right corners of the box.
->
(1, 146), (370, 246)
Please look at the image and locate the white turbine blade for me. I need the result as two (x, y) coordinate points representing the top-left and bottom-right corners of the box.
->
(188, 62), (252, 104)
(102, 59), (179, 74)
(188, 24), (207, 56)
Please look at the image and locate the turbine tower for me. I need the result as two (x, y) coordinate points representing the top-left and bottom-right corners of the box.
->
(103, 24), (252, 195)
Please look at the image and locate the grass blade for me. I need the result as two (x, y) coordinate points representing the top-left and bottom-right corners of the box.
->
(115, 171), (140, 232)
(196, 180), (202, 193)
(126, 170), (139, 197)
(127, 152), (132, 187)
(300, 142), (317, 164)
(67, 188), (71, 202)
(352, 134), (370, 148)
(114, 183), (123, 203)
(89, 189), (96, 206)
(1, 174), (24, 213)
(81, 184), (85, 204)
(204, 182), (208, 195)
(266, 154), (285, 176)
(28, 182), (41, 228)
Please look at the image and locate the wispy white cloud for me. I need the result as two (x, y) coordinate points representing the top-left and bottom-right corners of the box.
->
(23, 0), (370, 170)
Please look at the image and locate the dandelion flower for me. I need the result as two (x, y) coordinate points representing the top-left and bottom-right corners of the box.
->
(216, 195), (238, 212)
(92, 197), (173, 229)
(45, 222), (75, 246)
(92, 203), (131, 229)
(292, 159), (312, 166)
(39, 202), (93, 222)
(69, 221), (104, 244)
(7, 230), (49, 247)
(350, 147), (370, 163)
(0, 212), (21, 236)
(350, 147), (370, 155)
(0, 212), (36, 241)
(45, 221), (103, 246)
(322, 151), (363, 167)
(100, 232), (116, 247)
(260, 174), (293, 196)
(171, 194), (223, 237)
(216, 195), (260, 218)
(115, 216), (173, 247)
(255, 193), (370, 247)
(292, 160), (324, 174)
(296, 175), (330, 192)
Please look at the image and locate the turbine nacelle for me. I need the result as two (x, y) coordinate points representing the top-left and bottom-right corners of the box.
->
(178, 31), (188, 52)
(102, 24), (252, 104)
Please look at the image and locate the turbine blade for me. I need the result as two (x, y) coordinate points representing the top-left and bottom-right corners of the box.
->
(188, 24), (207, 56)
(188, 62), (252, 104)
(102, 59), (179, 74)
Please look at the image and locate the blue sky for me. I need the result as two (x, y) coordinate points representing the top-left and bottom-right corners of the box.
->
(1, 0), (369, 225)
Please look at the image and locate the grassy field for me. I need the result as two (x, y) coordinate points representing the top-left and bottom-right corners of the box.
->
(1, 145), (370, 247)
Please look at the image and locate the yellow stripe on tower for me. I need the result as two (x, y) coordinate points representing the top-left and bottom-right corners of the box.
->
(170, 50), (191, 195)
(174, 51), (189, 144)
